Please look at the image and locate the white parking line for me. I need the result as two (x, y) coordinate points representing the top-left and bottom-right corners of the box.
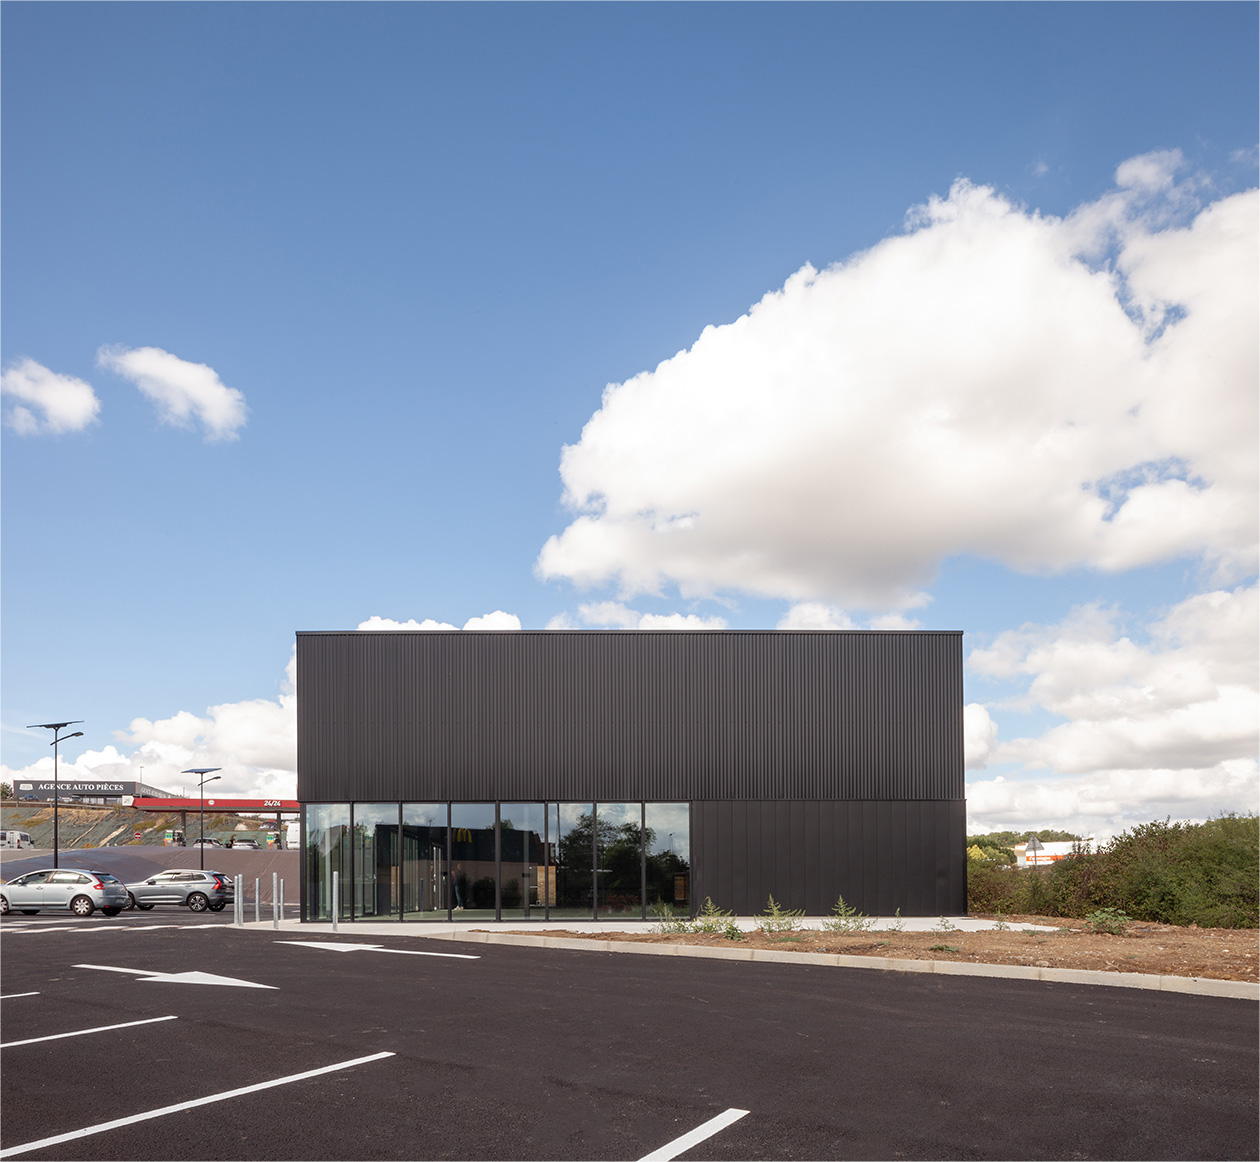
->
(0, 1050), (396, 1159)
(639, 1108), (750, 1162)
(1, 1015), (178, 1048)
(0, 992), (40, 1000)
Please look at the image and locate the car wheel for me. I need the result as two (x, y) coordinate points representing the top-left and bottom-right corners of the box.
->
(71, 895), (95, 917)
(125, 892), (137, 910)
(187, 892), (209, 912)
(0, 895), (8, 915)
(208, 901), (226, 912)
(101, 907), (122, 917)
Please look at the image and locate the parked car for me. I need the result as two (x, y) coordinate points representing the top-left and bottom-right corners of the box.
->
(19, 794), (39, 801)
(191, 838), (224, 847)
(124, 870), (234, 913)
(0, 831), (34, 849)
(226, 836), (260, 849)
(0, 868), (129, 916)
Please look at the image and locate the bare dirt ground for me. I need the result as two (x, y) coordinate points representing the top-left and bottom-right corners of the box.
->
(504, 916), (1259, 982)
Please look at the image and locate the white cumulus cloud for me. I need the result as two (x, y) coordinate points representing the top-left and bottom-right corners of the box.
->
(2, 358), (101, 435)
(548, 602), (728, 630)
(357, 611), (522, 632)
(964, 703), (998, 770)
(538, 153), (1258, 608)
(97, 345), (247, 441)
(967, 585), (1259, 835)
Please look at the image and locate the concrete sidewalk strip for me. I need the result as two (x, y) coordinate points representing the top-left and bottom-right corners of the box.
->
(258, 920), (1258, 1000)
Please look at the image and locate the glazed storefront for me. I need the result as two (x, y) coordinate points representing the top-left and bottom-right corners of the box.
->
(304, 801), (690, 923)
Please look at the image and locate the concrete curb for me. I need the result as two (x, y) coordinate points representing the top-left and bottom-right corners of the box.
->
(403, 928), (1259, 1000)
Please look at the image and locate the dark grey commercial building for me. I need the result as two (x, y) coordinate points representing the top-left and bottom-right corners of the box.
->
(297, 629), (966, 923)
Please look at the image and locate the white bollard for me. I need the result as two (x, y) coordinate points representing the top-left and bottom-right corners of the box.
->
(235, 875), (242, 926)
(272, 872), (279, 930)
(332, 871), (339, 931)
(255, 878), (260, 924)
(279, 878), (285, 927)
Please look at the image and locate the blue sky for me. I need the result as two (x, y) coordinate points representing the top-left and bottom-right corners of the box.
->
(3, 3), (1256, 835)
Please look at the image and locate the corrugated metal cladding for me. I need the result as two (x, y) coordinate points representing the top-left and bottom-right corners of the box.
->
(296, 630), (964, 804)
(692, 800), (966, 916)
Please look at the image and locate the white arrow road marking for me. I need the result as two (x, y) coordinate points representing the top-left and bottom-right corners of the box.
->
(73, 964), (277, 989)
(2, 1015), (178, 1048)
(639, 1108), (751, 1162)
(275, 941), (479, 960)
(0, 1050), (395, 1159)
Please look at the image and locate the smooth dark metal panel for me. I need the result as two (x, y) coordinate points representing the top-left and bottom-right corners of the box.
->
(297, 630), (964, 804)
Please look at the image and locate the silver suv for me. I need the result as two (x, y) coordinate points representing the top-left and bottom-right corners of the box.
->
(125, 870), (234, 913)
(0, 868), (129, 916)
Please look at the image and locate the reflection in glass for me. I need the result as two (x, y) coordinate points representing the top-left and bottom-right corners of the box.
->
(450, 803), (497, 919)
(353, 803), (399, 919)
(305, 803), (350, 921)
(645, 803), (691, 914)
(553, 803), (594, 919)
(402, 803), (447, 920)
(498, 803), (549, 920)
(596, 802), (644, 917)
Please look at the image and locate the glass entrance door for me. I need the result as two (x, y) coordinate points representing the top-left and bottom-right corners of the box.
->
(402, 803), (447, 921)
(498, 803), (549, 921)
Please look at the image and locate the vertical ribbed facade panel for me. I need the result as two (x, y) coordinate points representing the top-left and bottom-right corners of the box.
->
(297, 630), (964, 803)
(690, 800), (966, 915)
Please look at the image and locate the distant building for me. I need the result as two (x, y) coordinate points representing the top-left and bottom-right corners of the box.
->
(12, 779), (174, 804)
(1014, 839), (1094, 866)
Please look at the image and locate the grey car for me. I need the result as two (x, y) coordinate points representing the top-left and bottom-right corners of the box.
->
(125, 870), (234, 912)
(0, 868), (129, 917)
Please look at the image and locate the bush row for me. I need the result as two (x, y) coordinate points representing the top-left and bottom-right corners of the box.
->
(967, 814), (1259, 928)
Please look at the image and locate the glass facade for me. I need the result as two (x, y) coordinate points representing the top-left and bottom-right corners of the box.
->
(645, 802), (691, 914)
(402, 803), (447, 920)
(352, 803), (399, 920)
(450, 803), (497, 919)
(303, 801), (690, 923)
(595, 803), (643, 917)
(305, 803), (350, 921)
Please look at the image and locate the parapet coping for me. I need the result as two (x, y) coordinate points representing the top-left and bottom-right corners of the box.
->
(271, 921), (1258, 1001)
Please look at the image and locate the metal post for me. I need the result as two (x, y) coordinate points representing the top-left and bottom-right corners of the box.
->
(279, 878), (285, 926)
(52, 734), (60, 868)
(235, 875), (243, 926)
(332, 871), (339, 931)
(255, 878), (260, 924)
(272, 872), (279, 929)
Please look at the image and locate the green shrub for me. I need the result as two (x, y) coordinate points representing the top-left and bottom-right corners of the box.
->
(693, 896), (737, 934)
(757, 894), (804, 933)
(966, 814), (1258, 928)
(821, 894), (875, 933)
(1085, 907), (1131, 934)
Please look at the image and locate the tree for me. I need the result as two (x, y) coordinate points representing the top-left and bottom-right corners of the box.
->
(0, 782), (12, 800)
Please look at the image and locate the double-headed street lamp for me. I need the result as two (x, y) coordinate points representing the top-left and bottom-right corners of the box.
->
(184, 768), (222, 869)
(28, 721), (84, 869)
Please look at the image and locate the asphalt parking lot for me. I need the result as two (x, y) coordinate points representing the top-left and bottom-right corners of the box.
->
(1, 914), (1256, 1161)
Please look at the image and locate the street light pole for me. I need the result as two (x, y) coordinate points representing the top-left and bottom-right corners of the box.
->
(28, 721), (84, 869)
(184, 768), (221, 870)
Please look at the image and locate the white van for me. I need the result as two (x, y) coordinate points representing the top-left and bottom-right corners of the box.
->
(1, 831), (34, 849)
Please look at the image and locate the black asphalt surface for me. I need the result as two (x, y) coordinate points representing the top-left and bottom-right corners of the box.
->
(1, 914), (1256, 1161)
